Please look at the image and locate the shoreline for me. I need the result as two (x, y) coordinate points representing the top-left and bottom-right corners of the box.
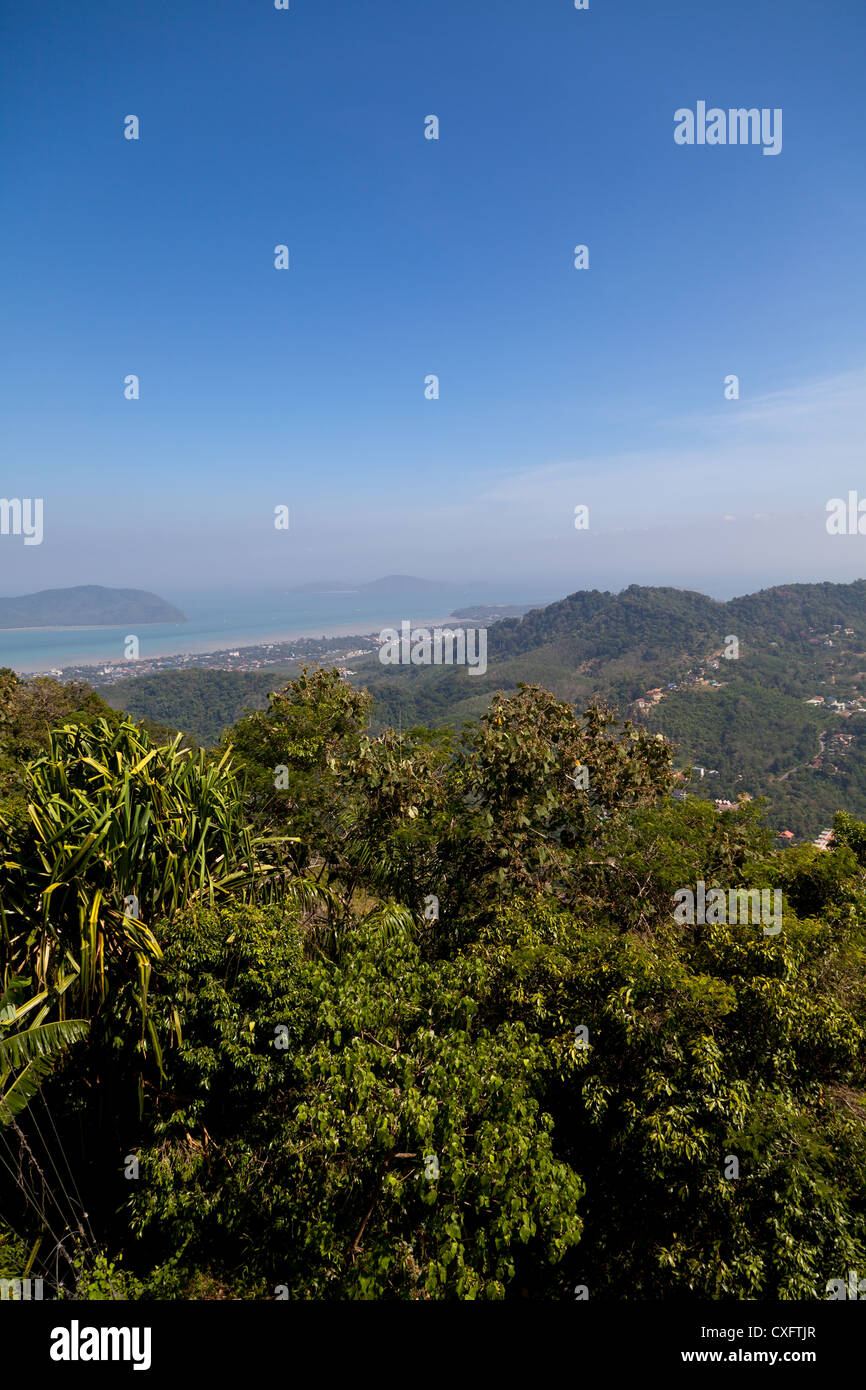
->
(11, 613), (471, 677)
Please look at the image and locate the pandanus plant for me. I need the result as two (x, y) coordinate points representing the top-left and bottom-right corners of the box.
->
(0, 718), (294, 1058)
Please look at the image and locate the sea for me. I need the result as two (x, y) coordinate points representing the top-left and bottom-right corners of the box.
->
(0, 584), (545, 676)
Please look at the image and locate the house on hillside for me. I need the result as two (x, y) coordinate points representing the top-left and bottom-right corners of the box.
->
(777, 829), (795, 842)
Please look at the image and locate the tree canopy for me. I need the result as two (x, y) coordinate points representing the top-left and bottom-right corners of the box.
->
(0, 668), (864, 1300)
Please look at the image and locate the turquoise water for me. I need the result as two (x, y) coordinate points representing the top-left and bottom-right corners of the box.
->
(0, 585), (530, 674)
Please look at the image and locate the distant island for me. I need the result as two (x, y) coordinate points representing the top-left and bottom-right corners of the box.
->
(0, 585), (188, 629)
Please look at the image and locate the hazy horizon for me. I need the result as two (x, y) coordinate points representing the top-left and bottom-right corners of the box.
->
(3, 0), (865, 606)
(10, 565), (866, 611)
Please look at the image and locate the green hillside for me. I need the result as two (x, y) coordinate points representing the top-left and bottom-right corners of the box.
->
(357, 581), (866, 837)
(96, 579), (866, 837)
(103, 667), (299, 745)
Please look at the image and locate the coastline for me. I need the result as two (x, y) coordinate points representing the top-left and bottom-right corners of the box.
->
(12, 613), (468, 677)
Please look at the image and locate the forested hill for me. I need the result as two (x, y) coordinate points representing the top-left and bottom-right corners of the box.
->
(341, 577), (866, 839)
(487, 584), (724, 660)
(104, 668), (287, 746)
(364, 579), (866, 838)
(94, 578), (866, 837)
(487, 580), (866, 662)
(728, 579), (866, 638)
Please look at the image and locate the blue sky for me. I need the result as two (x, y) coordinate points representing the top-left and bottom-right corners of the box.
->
(1, 0), (864, 602)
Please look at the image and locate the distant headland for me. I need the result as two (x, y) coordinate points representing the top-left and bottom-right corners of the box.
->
(0, 586), (188, 629)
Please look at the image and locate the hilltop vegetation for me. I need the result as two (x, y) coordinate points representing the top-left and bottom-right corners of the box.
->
(95, 580), (866, 838)
(352, 580), (866, 836)
(1, 664), (865, 1300)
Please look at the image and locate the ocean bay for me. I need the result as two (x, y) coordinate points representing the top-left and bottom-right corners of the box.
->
(0, 586), (504, 674)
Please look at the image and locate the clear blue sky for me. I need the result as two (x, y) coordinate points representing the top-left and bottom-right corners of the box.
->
(1, 0), (864, 601)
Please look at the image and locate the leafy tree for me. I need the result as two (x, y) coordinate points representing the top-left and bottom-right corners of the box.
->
(228, 666), (372, 852)
(126, 905), (584, 1299)
(472, 897), (866, 1298)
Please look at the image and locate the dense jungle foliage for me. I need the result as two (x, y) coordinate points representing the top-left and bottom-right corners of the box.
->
(1, 664), (864, 1300)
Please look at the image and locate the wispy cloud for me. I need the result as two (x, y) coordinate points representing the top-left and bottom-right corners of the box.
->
(480, 367), (866, 534)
